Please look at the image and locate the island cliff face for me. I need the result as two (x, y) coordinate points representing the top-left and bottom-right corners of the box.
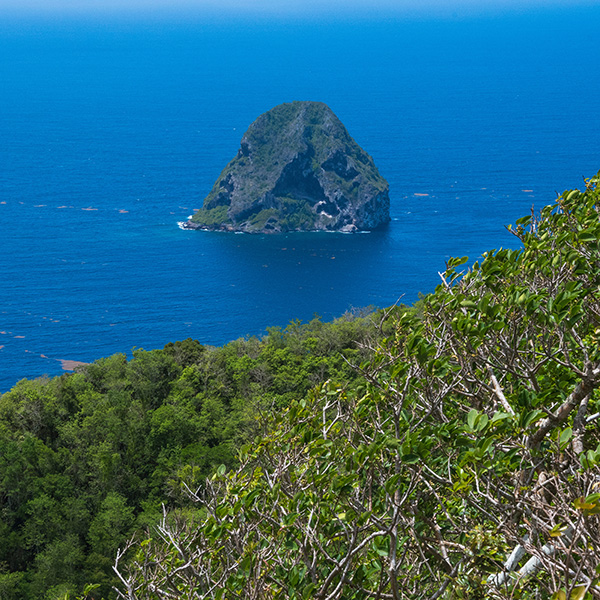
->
(185, 101), (390, 233)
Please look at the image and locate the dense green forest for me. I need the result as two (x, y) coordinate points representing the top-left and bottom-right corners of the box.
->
(0, 314), (383, 599)
(3, 175), (600, 600)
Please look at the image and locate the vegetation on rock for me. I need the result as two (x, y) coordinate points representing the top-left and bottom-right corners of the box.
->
(187, 101), (390, 233)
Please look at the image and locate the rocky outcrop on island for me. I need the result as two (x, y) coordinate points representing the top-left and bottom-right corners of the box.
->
(183, 101), (390, 233)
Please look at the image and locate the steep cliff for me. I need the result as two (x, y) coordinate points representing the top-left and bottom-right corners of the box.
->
(184, 101), (390, 233)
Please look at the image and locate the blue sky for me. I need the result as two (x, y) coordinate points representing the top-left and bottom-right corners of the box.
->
(0, 0), (595, 19)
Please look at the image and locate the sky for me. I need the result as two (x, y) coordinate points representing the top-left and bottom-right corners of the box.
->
(0, 0), (596, 20)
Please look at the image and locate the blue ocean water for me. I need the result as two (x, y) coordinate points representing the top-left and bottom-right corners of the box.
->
(1, 6), (599, 392)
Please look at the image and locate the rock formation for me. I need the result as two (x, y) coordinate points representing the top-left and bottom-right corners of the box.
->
(183, 101), (390, 233)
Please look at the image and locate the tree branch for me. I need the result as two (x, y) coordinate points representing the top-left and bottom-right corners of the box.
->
(528, 369), (599, 449)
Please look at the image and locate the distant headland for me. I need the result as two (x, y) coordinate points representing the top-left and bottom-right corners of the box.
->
(181, 101), (390, 233)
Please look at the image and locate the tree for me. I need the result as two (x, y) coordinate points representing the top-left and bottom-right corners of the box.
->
(114, 174), (600, 599)
(0, 300), (378, 599)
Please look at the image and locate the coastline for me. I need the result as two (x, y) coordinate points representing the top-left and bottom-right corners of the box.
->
(177, 218), (385, 234)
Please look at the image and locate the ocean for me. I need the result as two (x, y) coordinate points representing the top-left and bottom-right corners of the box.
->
(1, 5), (599, 392)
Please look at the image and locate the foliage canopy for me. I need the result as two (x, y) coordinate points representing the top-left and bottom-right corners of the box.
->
(115, 174), (600, 600)
(0, 314), (376, 600)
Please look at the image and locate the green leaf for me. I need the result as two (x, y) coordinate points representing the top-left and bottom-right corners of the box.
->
(402, 453), (420, 465)
(82, 584), (101, 594)
(548, 523), (568, 537)
(522, 409), (545, 429)
(478, 436), (495, 455)
(579, 230), (597, 242)
(283, 512), (299, 527)
(384, 474), (401, 494)
(476, 413), (489, 432)
(574, 494), (600, 514)
(559, 427), (573, 448)
(491, 411), (512, 424)
(240, 555), (252, 576)
(460, 299), (477, 309)
(571, 585), (587, 600)
(467, 409), (479, 430)
(447, 256), (469, 269)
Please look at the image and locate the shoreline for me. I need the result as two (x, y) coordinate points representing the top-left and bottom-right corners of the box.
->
(177, 219), (387, 235)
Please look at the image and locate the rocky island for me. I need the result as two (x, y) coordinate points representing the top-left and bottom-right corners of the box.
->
(182, 101), (390, 233)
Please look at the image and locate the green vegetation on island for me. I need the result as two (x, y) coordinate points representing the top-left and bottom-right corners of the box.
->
(2, 174), (600, 600)
(186, 101), (390, 233)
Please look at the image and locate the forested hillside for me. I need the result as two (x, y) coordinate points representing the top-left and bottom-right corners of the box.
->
(0, 315), (381, 599)
(114, 175), (600, 599)
(3, 174), (600, 600)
